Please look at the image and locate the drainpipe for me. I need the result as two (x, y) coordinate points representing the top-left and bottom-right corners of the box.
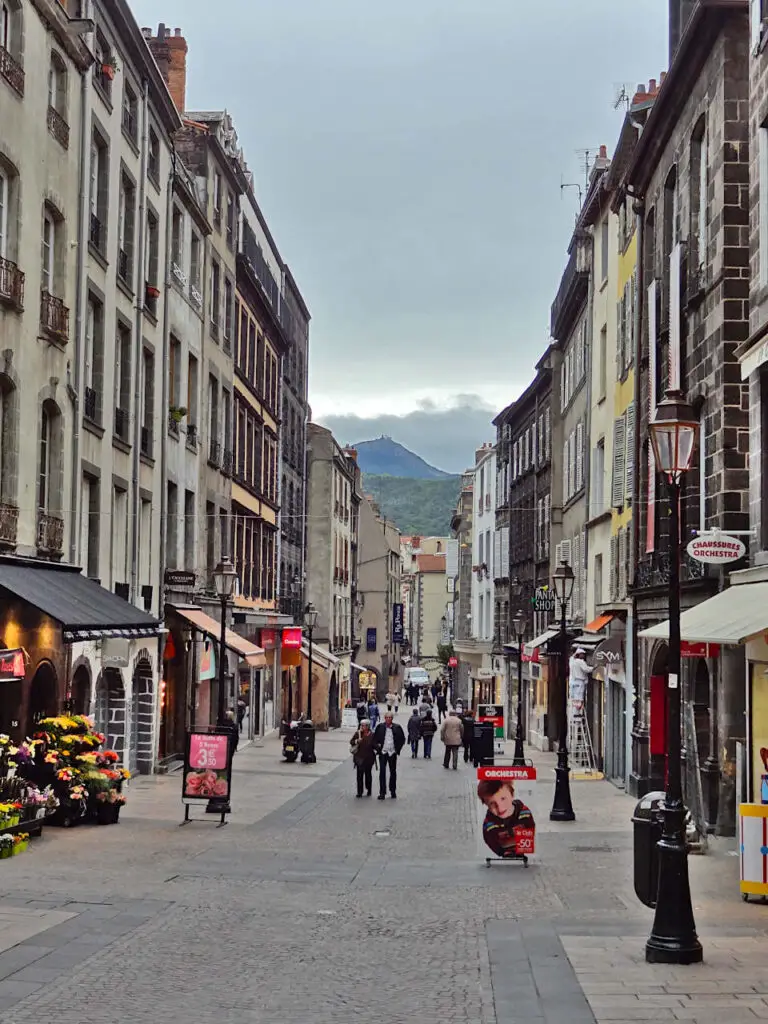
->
(157, 143), (175, 611)
(130, 79), (150, 606)
(68, 0), (94, 564)
(629, 189), (645, 790)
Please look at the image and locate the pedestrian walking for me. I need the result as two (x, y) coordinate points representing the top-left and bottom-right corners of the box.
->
(236, 698), (247, 734)
(373, 712), (405, 799)
(436, 691), (447, 724)
(431, 682), (440, 703)
(420, 709), (437, 759)
(368, 698), (380, 731)
(356, 698), (368, 723)
(407, 708), (421, 758)
(386, 690), (396, 712)
(350, 720), (376, 798)
(440, 710), (464, 770)
(418, 693), (432, 718)
(460, 709), (475, 763)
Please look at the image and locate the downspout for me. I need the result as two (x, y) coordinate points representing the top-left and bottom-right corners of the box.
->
(630, 189), (645, 787)
(68, 0), (94, 564)
(157, 141), (175, 608)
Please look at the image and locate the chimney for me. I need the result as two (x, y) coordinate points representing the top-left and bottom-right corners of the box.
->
(146, 22), (188, 113)
(669, 0), (696, 62)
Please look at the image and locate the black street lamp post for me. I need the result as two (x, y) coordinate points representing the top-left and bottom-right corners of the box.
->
(645, 389), (702, 965)
(512, 609), (526, 766)
(303, 602), (318, 721)
(213, 558), (238, 726)
(550, 560), (575, 822)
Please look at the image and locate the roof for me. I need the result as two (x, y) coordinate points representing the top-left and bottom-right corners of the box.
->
(416, 554), (446, 573)
(171, 606), (267, 666)
(0, 561), (160, 642)
(302, 643), (340, 668)
(638, 582), (768, 646)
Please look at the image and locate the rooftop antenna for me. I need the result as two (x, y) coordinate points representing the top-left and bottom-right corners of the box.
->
(574, 148), (596, 190)
(560, 175), (583, 219)
(613, 83), (633, 112)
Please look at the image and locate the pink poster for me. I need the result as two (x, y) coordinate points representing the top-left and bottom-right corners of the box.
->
(189, 733), (228, 770)
(184, 732), (230, 800)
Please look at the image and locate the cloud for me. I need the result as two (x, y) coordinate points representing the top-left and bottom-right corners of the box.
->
(318, 394), (498, 474)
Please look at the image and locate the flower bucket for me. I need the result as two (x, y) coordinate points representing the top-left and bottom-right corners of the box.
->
(96, 803), (118, 825)
(0, 848), (12, 859)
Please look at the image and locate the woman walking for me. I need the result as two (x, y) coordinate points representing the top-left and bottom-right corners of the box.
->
(350, 720), (376, 798)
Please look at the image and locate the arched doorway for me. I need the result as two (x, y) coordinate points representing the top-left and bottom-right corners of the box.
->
(131, 657), (153, 775)
(70, 665), (91, 716)
(29, 662), (57, 726)
(94, 669), (126, 761)
(328, 671), (339, 728)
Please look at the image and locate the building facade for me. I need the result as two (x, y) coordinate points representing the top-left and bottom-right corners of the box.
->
(357, 496), (401, 699)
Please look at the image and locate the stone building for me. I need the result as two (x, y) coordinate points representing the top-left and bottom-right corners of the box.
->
(357, 495), (402, 699)
(449, 475), (474, 703)
(628, 0), (750, 836)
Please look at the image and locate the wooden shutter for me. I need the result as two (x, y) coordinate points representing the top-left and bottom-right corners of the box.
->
(625, 403), (635, 506)
(563, 438), (569, 502)
(647, 279), (658, 553)
(609, 535), (618, 601)
(627, 272), (635, 372)
(618, 528), (627, 600)
(573, 533), (581, 615)
(555, 541), (563, 567)
(544, 494), (550, 554)
(494, 531), (502, 578)
(581, 528), (587, 615)
(611, 416), (626, 507)
(752, 0), (763, 52)
(669, 243), (682, 389)
(560, 537), (572, 566)
(575, 421), (584, 492)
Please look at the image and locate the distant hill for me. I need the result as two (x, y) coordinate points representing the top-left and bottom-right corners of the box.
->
(354, 437), (452, 480)
(362, 474), (461, 536)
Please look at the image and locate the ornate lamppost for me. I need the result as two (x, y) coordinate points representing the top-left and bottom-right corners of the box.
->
(512, 609), (527, 766)
(550, 560), (575, 822)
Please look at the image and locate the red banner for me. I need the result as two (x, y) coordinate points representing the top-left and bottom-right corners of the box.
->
(680, 641), (720, 659)
(282, 627), (303, 649)
(477, 765), (537, 782)
(260, 629), (277, 650)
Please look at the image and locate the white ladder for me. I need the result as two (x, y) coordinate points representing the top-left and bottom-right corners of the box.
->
(568, 700), (597, 774)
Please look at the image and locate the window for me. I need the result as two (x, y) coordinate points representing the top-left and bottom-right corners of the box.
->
(48, 51), (67, 117)
(0, 167), (6, 258)
(213, 171), (222, 226)
(148, 128), (159, 184)
(117, 173), (135, 284)
(600, 218), (609, 282)
(594, 553), (603, 611)
(114, 321), (131, 440)
(760, 129), (768, 287)
(121, 82), (137, 142)
(190, 233), (201, 294)
(210, 259), (220, 331)
(753, 0), (767, 53)
(93, 28), (113, 99)
(139, 497), (151, 595)
(222, 388), (232, 454)
(89, 131), (108, 253)
(592, 438), (605, 516)
(691, 119), (707, 274)
(184, 490), (195, 571)
(82, 475), (99, 578)
(206, 500), (216, 579)
(598, 325), (607, 401)
(166, 482), (178, 570)
(208, 374), (219, 445)
(84, 294), (103, 424)
(145, 209), (159, 314)
(111, 486), (127, 587)
(662, 166), (678, 316)
(168, 336), (181, 410)
(187, 354), (198, 432)
(224, 278), (233, 342)
(141, 347), (154, 457)
(226, 192), (235, 249)
(171, 205), (183, 271)
(39, 405), (51, 512)
(1, 2), (24, 96)
(41, 209), (55, 294)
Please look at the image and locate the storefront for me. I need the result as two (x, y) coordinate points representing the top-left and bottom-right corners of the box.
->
(299, 642), (341, 729)
(0, 559), (160, 769)
(521, 629), (559, 752)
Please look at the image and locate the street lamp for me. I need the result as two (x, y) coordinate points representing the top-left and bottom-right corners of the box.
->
(645, 389), (702, 965)
(303, 602), (318, 721)
(512, 609), (527, 766)
(213, 558), (238, 726)
(550, 560), (575, 822)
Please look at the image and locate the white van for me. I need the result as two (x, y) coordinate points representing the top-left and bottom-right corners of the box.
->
(404, 667), (430, 688)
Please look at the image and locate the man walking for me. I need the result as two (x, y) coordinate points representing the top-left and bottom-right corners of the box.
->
(420, 709), (437, 759)
(461, 708), (475, 763)
(350, 720), (376, 798)
(407, 708), (421, 758)
(436, 690), (447, 724)
(440, 709), (464, 770)
(373, 712), (405, 799)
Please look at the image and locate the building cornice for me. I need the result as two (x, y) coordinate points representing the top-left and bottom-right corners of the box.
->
(31, 0), (93, 70)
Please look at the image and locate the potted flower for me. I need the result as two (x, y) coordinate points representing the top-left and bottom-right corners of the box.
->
(168, 405), (187, 426)
(12, 833), (29, 855)
(101, 54), (118, 80)
(0, 834), (13, 859)
(146, 283), (161, 301)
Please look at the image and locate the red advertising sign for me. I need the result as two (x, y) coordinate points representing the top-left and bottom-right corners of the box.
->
(680, 641), (720, 659)
(282, 627), (303, 649)
(522, 649), (540, 664)
(0, 648), (26, 680)
(260, 629), (277, 650)
(183, 731), (232, 801)
(477, 765), (536, 782)
(476, 764), (537, 857)
(513, 828), (535, 855)
(448, 656), (458, 667)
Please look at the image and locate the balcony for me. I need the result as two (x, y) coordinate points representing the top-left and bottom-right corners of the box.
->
(47, 104), (69, 149)
(0, 502), (18, 547)
(84, 386), (98, 423)
(40, 291), (69, 342)
(171, 261), (186, 288)
(186, 423), (198, 450)
(114, 406), (128, 441)
(0, 257), (24, 311)
(168, 411), (179, 437)
(89, 213), (103, 252)
(117, 249), (130, 285)
(190, 284), (203, 310)
(0, 44), (24, 97)
(222, 448), (233, 476)
(209, 438), (221, 467)
(551, 243), (589, 340)
(36, 511), (64, 557)
(633, 552), (709, 591)
(140, 425), (152, 458)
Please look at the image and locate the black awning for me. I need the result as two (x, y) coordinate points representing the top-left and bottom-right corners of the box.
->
(0, 561), (160, 642)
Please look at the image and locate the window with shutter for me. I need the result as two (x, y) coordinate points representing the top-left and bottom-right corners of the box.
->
(555, 541), (563, 567)
(618, 528), (628, 600)
(544, 494), (550, 553)
(611, 416), (626, 507)
(563, 439), (569, 502)
(560, 537), (572, 566)
(568, 431), (575, 499)
(625, 403), (635, 506)
(647, 279), (658, 553)
(609, 535), (618, 601)
(616, 294), (624, 382)
(532, 421), (538, 465)
(576, 421), (584, 492)
(581, 529), (587, 615)
(494, 531), (502, 578)
(627, 273), (635, 371)
(501, 526), (509, 572)
(669, 243), (682, 389)
(573, 533), (581, 615)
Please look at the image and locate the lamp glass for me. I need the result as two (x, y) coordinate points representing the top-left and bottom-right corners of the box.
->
(648, 389), (699, 479)
(513, 610), (526, 638)
(213, 558), (237, 599)
(552, 562), (575, 604)
(304, 603), (318, 630)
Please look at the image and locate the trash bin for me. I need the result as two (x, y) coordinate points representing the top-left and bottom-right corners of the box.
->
(472, 721), (494, 767)
(632, 792), (665, 908)
(298, 721), (316, 764)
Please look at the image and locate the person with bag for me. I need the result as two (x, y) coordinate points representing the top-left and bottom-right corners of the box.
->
(407, 708), (422, 757)
(420, 709), (437, 759)
(440, 709), (464, 770)
(350, 720), (376, 798)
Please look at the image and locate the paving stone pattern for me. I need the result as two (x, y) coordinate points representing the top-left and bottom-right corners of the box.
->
(0, 717), (763, 1023)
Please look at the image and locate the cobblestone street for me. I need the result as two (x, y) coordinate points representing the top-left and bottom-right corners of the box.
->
(0, 713), (765, 1023)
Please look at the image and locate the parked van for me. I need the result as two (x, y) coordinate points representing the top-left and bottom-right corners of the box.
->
(404, 666), (430, 688)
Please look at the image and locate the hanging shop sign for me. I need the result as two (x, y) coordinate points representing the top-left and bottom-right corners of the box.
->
(478, 704), (505, 755)
(282, 627), (302, 649)
(102, 638), (130, 668)
(448, 656), (458, 668)
(686, 534), (746, 564)
(391, 603), (404, 645)
(199, 641), (216, 681)
(182, 730), (233, 803)
(366, 627), (377, 652)
(680, 641), (721, 659)
(260, 629), (277, 650)
(0, 648), (26, 680)
(593, 635), (624, 667)
(532, 587), (556, 614)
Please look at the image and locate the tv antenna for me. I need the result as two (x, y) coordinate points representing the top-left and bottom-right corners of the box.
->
(560, 176), (583, 211)
(574, 148), (598, 190)
(613, 82), (635, 112)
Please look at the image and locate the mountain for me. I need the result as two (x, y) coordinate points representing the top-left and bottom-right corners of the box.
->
(362, 474), (461, 536)
(353, 437), (452, 480)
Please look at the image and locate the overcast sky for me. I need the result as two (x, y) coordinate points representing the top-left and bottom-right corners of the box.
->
(132, 0), (668, 472)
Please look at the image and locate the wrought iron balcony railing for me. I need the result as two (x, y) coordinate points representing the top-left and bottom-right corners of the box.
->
(40, 291), (69, 342)
(0, 257), (24, 311)
(36, 511), (64, 555)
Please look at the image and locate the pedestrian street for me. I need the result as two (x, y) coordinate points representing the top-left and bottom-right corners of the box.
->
(0, 707), (765, 1024)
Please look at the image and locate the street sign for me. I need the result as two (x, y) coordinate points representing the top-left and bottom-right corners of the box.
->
(391, 603), (404, 645)
(532, 586), (556, 613)
(686, 534), (746, 564)
(681, 641), (721, 659)
(164, 569), (196, 588)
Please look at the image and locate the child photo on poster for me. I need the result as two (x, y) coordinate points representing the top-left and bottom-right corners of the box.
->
(477, 775), (536, 859)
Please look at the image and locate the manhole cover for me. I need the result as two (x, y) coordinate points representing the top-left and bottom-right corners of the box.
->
(374, 830), (391, 838)
(570, 845), (618, 853)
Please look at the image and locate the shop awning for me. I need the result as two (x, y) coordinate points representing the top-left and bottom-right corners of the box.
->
(585, 613), (614, 633)
(571, 634), (603, 648)
(523, 628), (559, 656)
(172, 606), (267, 667)
(302, 643), (340, 669)
(0, 561), (160, 642)
(638, 583), (768, 646)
